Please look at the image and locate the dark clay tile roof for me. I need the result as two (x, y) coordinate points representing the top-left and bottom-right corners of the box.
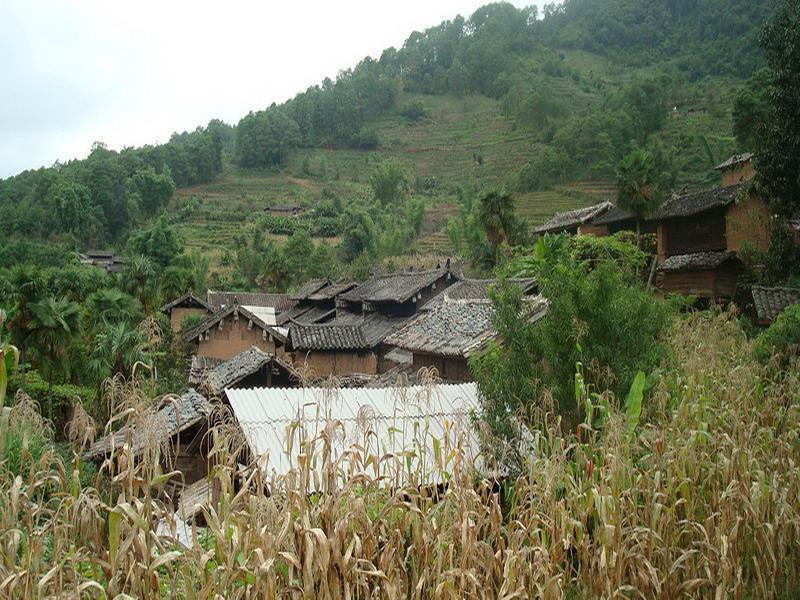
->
(387, 295), (548, 358)
(752, 286), (800, 324)
(658, 251), (740, 273)
(308, 280), (357, 301)
(160, 291), (212, 314)
(289, 313), (404, 351)
(715, 153), (754, 171)
(290, 323), (367, 351)
(534, 201), (613, 234)
(276, 304), (336, 326)
(206, 290), (296, 312)
(339, 268), (451, 304)
(424, 278), (537, 310)
(590, 204), (637, 225)
(192, 346), (298, 396)
(85, 389), (210, 460)
(650, 183), (747, 220)
(290, 279), (330, 301)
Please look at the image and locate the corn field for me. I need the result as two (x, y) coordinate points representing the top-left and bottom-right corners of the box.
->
(0, 311), (798, 598)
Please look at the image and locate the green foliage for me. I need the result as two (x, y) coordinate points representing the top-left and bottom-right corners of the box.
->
(568, 233), (649, 278)
(733, 68), (773, 151)
(475, 255), (670, 435)
(369, 160), (410, 207)
(754, 0), (800, 218)
(8, 370), (95, 419)
(400, 101), (427, 122)
(756, 303), (800, 364)
(126, 217), (183, 268)
(27, 297), (81, 390)
(180, 313), (206, 333)
(517, 147), (573, 192)
(129, 166), (176, 216)
(341, 208), (378, 263)
(351, 127), (380, 150)
(616, 149), (662, 244)
(234, 109), (301, 168)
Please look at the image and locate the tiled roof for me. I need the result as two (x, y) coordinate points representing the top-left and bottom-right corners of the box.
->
(183, 304), (285, 343)
(160, 291), (212, 314)
(308, 280), (357, 301)
(189, 355), (224, 386)
(290, 323), (367, 351)
(276, 305), (336, 326)
(289, 313), (404, 351)
(201, 346), (274, 397)
(752, 286), (800, 324)
(387, 295), (548, 357)
(339, 268), (451, 304)
(650, 184), (747, 220)
(290, 279), (330, 301)
(534, 201), (613, 234)
(226, 382), (483, 485)
(658, 251), (740, 273)
(85, 389), (210, 460)
(424, 278), (537, 310)
(206, 291), (296, 312)
(590, 204), (636, 225)
(715, 152), (754, 171)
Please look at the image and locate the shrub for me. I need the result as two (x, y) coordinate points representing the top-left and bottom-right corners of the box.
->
(474, 257), (671, 435)
(400, 101), (427, 121)
(756, 303), (800, 364)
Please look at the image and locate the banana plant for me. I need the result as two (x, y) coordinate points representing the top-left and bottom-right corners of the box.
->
(0, 309), (20, 411)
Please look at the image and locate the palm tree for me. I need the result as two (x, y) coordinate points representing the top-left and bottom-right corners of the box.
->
(478, 191), (520, 265)
(88, 321), (147, 383)
(5, 266), (43, 373)
(120, 255), (158, 310)
(27, 297), (80, 419)
(84, 289), (143, 333)
(616, 149), (661, 248)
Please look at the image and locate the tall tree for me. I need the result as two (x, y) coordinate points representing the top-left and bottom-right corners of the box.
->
(615, 149), (660, 247)
(755, 0), (800, 218)
(478, 191), (520, 263)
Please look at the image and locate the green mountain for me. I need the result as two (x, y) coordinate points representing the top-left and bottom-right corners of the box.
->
(0, 0), (780, 272)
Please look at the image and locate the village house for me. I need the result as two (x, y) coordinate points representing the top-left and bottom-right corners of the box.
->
(85, 389), (212, 487)
(160, 291), (213, 333)
(386, 279), (544, 382)
(184, 303), (288, 361)
(651, 153), (771, 299)
(264, 204), (305, 217)
(79, 250), (127, 273)
(276, 278), (357, 326)
(336, 265), (456, 317)
(189, 346), (299, 396)
(205, 290), (296, 313)
(287, 312), (404, 377)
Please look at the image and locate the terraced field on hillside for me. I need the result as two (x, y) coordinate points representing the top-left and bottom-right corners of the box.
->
(167, 90), (614, 265)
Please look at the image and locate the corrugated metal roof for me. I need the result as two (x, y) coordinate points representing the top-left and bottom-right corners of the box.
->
(226, 383), (482, 485)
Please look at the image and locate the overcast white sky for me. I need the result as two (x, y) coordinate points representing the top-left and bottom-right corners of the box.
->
(0, 0), (554, 179)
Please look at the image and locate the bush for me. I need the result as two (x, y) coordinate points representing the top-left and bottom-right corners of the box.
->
(400, 101), (427, 122)
(756, 304), (800, 364)
(474, 257), (671, 437)
(351, 127), (380, 150)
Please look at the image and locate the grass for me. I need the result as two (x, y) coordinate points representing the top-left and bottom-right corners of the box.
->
(1, 310), (799, 596)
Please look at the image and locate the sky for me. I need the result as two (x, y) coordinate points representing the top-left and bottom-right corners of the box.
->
(0, 0), (551, 179)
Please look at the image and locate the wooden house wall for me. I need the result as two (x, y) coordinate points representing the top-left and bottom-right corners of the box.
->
(170, 307), (208, 334)
(411, 352), (473, 383)
(659, 265), (739, 299)
(197, 318), (278, 361)
(292, 350), (378, 378)
(662, 210), (727, 257)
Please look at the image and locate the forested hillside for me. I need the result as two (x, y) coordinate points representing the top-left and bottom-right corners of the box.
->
(0, 0), (780, 276)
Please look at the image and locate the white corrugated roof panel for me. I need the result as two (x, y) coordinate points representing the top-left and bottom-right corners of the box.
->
(226, 383), (483, 486)
(242, 305), (278, 326)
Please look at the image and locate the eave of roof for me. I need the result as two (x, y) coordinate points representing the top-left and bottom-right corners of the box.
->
(160, 291), (212, 314)
(534, 201), (613, 234)
(649, 183), (748, 221)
